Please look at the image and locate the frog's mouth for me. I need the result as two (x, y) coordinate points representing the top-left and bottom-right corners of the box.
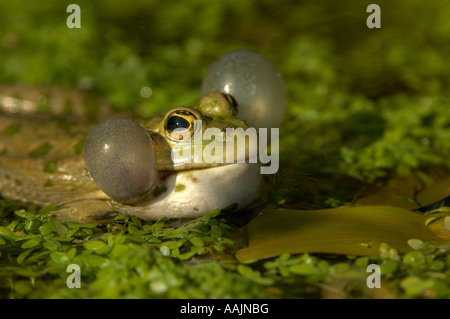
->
(157, 170), (173, 180)
(150, 126), (259, 173)
(157, 161), (252, 180)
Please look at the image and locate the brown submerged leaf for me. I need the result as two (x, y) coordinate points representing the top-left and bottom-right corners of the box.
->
(235, 206), (448, 262)
(355, 168), (450, 210)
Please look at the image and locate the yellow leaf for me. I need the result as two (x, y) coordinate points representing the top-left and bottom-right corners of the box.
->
(235, 206), (447, 262)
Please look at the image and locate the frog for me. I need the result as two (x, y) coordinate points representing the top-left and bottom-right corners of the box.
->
(0, 88), (263, 223)
(0, 50), (286, 223)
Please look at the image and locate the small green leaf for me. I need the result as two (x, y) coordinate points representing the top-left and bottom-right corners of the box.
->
(407, 239), (424, 250)
(7, 220), (18, 232)
(199, 209), (220, 221)
(21, 237), (42, 249)
(213, 241), (224, 252)
(65, 227), (80, 239)
(379, 259), (400, 275)
(114, 214), (128, 221)
(67, 247), (77, 258)
(38, 204), (58, 215)
(289, 263), (321, 276)
(50, 251), (69, 264)
(14, 209), (31, 219)
(2, 122), (21, 136)
(210, 225), (222, 238)
(178, 250), (197, 260)
(85, 240), (107, 250)
(130, 215), (142, 228)
(3, 266), (41, 278)
(0, 226), (18, 240)
(73, 138), (86, 155)
(128, 224), (139, 235)
(237, 264), (259, 278)
(80, 254), (108, 267)
(220, 237), (235, 246)
(44, 160), (58, 173)
(17, 249), (34, 265)
(189, 236), (204, 247)
(400, 276), (433, 298)
(43, 239), (61, 251)
(126, 234), (146, 243)
(49, 217), (69, 235)
(40, 223), (54, 236)
(29, 142), (53, 158)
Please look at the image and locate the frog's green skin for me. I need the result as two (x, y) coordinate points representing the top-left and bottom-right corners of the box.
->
(0, 86), (262, 222)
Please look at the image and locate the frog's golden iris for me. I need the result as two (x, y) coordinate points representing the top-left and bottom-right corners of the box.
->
(164, 109), (200, 141)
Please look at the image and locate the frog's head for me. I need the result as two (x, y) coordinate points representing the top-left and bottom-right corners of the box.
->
(84, 91), (254, 204)
(142, 91), (252, 172)
(84, 50), (286, 213)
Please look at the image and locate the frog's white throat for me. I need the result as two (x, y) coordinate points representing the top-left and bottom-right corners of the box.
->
(111, 163), (261, 221)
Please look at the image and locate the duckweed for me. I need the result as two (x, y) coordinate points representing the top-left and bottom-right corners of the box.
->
(28, 142), (53, 158)
(2, 123), (21, 137)
(1, 0), (450, 299)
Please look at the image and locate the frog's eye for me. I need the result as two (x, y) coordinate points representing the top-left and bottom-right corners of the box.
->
(223, 93), (238, 111)
(84, 118), (158, 203)
(201, 50), (286, 130)
(164, 109), (199, 141)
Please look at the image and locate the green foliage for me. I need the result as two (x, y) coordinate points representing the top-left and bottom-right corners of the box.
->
(2, 202), (450, 299)
(0, 0), (449, 299)
(0, 205), (272, 298)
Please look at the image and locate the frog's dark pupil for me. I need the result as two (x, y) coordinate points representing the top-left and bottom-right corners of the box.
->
(166, 115), (190, 132)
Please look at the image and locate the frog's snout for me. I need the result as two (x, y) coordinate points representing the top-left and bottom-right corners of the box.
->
(84, 118), (158, 203)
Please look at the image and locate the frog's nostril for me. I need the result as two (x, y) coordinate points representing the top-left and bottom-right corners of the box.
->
(84, 118), (158, 203)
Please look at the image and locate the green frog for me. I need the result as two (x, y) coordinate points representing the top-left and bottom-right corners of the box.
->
(0, 50), (286, 223)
